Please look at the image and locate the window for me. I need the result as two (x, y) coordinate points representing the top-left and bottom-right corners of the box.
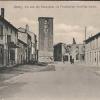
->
(10, 49), (15, 60)
(0, 25), (3, 40)
(76, 54), (79, 60)
(5, 25), (8, 31)
(11, 28), (12, 33)
(7, 35), (11, 43)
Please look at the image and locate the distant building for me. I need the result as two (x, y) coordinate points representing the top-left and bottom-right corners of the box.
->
(18, 25), (37, 64)
(63, 44), (72, 62)
(53, 42), (85, 63)
(53, 43), (66, 61)
(69, 44), (85, 63)
(85, 32), (100, 66)
(38, 17), (53, 63)
(17, 39), (27, 64)
(64, 44), (85, 63)
(17, 27), (28, 65)
(0, 8), (19, 67)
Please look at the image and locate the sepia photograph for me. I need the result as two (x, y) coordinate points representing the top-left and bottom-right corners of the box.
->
(0, 1), (100, 100)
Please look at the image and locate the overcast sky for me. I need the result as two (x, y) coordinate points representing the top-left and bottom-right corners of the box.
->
(0, 1), (100, 45)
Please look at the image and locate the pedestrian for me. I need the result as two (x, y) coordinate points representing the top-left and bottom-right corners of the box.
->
(73, 59), (74, 64)
(70, 59), (72, 64)
(63, 56), (65, 64)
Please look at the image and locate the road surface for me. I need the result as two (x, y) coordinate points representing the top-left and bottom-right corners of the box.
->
(0, 63), (100, 100)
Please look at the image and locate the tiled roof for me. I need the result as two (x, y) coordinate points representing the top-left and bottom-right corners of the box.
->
(84, 32), (100, 43)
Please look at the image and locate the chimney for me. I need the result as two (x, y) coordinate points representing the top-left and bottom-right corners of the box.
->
(1, 8), (4, 18)
(26, 24), (29, 32)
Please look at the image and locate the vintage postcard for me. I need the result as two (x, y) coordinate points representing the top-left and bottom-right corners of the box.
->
(0, 1), (100, 100)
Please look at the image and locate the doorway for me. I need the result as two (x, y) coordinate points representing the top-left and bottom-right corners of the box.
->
(0, 45), (4, 65)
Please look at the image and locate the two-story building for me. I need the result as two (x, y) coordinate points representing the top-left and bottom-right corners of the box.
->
(0, 8), (19, 67)
(85, 32), (100, 66)
(18, 25), (37, 64)
(17, 27), (28, 65)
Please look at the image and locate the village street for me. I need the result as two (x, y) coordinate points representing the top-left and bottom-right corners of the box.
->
(0, 63), (100, 100)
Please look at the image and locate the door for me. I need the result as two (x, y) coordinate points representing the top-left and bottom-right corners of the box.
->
(0, 45), (4, 65)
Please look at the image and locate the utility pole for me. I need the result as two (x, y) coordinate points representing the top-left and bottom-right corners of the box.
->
(85, 26), (87, 41)
(84, 26), (87, 64)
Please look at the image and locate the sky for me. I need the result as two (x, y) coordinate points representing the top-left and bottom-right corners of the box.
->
(0, 1), (100, 45)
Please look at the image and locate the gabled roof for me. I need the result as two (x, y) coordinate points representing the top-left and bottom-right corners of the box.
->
(0, 16), (17, 31)
(18, 27), (36, 36)
(18, 27), (26, 33)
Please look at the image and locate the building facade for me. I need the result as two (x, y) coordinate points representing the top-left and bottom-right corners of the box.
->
(17, 27), (28, 65)
(64, 44), (85, 63)
(85, 32), (100, 66)
(53, 42), (85, 63)
(69, 44), (85, 63)
(38, 17), (53, 63)
(0, 8), (19, 67)
(53, 43), (66, 61)
(18, 25), (37, 64)
(17, 39), (27, 65)
(31, 34), (37, 63)
(0, 8), (37, 67)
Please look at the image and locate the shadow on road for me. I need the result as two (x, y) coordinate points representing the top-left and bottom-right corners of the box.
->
(0, 64), (56, 82)
(39, 65), (56, 72)
(0, 82), (27, 99)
